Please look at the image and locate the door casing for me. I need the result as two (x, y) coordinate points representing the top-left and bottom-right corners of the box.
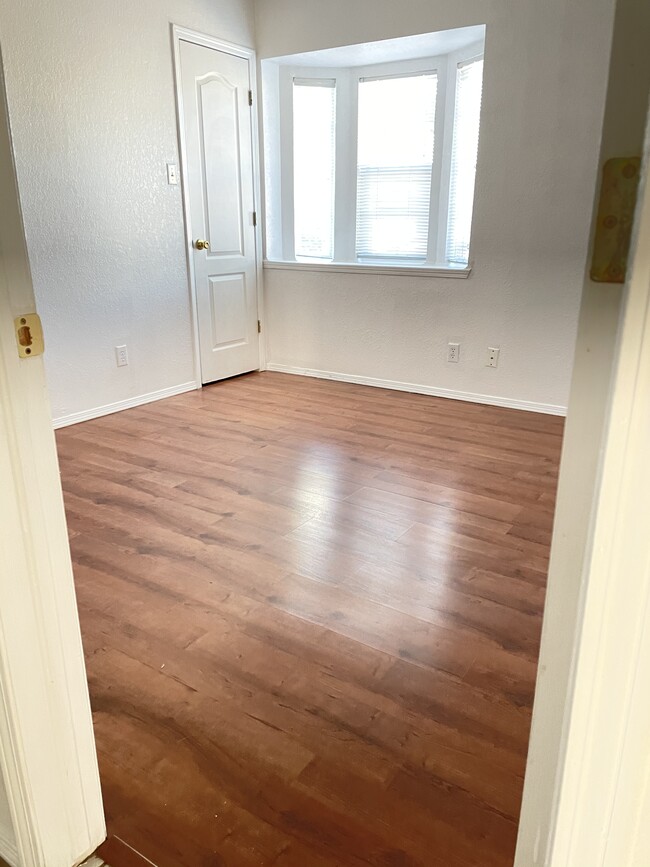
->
(171, 25), (266, 387)
(0, 48), (105, 867)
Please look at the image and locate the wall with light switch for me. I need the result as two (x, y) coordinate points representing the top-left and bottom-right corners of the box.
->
(0, 0), (255, 424)
(256, 0), (617, 413)
(0, 0), (619, 421)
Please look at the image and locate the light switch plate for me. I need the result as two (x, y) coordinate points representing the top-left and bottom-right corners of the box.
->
(166, 163), (178, 185)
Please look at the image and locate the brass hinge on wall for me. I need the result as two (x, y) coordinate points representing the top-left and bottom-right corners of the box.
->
(248, 90), (253, 107)
(14, 313), (44, 358)
(252, 211), (257, 227)
(257, 320), (261, 334)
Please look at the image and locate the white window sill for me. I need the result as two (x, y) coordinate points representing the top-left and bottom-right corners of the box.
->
(263, 259), (472, 279)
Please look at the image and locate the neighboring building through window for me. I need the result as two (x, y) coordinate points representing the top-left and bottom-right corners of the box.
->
(262, 26), (486, 270)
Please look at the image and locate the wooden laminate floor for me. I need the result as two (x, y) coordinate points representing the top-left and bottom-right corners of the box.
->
(56, 372), (564, 867)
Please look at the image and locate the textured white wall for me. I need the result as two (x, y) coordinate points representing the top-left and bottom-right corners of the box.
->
(256, 0), (617, 412)
(0, 0), (255, 423)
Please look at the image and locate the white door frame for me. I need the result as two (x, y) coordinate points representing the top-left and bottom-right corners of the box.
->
(170, 25), (266, 387)
(0, 52), (105, 867)
(515, 145), (650, 865)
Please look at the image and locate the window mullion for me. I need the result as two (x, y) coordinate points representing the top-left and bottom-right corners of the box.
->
(426, 58), (446, 265)
(333, 69), (357, 263)
(435, 54), (458, 265)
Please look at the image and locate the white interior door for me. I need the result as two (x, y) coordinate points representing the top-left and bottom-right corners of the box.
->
(179, 37), (260, 384)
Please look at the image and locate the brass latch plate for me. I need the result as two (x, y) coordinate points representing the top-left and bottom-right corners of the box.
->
(14, 313), (44, 358)
(591, 157), (641, 283)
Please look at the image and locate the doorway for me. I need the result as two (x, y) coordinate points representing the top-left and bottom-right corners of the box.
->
(0, 8), (647, 867)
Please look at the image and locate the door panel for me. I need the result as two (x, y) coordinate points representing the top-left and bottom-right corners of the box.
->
(179, 40), (259, 384)
(209, 274), (248, 349)
(199, 75), (244, 256)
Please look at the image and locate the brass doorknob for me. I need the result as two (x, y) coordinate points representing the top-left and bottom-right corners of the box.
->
(195, 239), (210, 250)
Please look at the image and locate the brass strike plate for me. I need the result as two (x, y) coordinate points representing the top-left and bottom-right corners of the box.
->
(14, 313), (44, 358)
(591, 157), (641, 283)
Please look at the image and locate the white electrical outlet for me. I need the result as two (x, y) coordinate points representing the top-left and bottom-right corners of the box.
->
(487, 346), (500, 368)
(115, 344), (129, 367)
(447, 342), (460, 363)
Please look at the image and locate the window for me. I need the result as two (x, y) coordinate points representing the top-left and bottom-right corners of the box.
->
(356, 73), (437, 261)
(262, 28), (486, 271)
(293, 79), (336, 260)
(446, 58), (484, 265)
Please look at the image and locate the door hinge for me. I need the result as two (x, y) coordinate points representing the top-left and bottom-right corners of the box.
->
(14, 313), (44, 358)
(248, 90), (253, 107)
(257, 319), (261, 334)
(252, 211), (257, 227)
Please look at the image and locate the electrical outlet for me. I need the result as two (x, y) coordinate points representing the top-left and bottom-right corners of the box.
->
(487, 346), (500, 368)
(115, 344), (129, 367)
(447, 342), (460, 363)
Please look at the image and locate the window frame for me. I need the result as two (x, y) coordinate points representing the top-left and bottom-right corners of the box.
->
(268, 41), (484, 276)
(355, 67), (443, 265)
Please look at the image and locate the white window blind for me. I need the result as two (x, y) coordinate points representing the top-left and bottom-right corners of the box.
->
(293, 78), (336, 260)
(356, 73), (437, 260)
(446, 57), (484, 266)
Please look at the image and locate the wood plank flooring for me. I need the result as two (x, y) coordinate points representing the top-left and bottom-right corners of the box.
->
(56, 372), (564, 867)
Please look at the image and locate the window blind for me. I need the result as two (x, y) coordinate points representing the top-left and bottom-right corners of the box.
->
(293, 78), (336, 260)
(446, 58), (484, 266)
(356, 73), (437, 260)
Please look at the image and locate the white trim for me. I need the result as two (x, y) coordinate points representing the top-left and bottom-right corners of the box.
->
(265, 363), (567, 415)
(113, 837), (157, 867)
(52, 381), (199, 429)
(515, 125), (650, 865)
(543, 132), (650, 867)
(0, 826), (18, 866)
(170, 26), (265, 383)
(171, 27), (203, 388)
(249, 52), (267, 371)
(0, 55), (105, 867)
(263, 259), (471, 279)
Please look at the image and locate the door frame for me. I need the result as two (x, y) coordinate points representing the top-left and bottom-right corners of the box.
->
(170, 25), (266, 387)
(515, 143), (650, 864)
(0, 50), (105, 867)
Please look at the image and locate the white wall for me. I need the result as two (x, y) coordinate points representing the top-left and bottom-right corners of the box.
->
(0, 0), (255, 425)
(255, 0), (617, 413)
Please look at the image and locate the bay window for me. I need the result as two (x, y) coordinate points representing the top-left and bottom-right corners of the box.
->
(262, 28), (485, 272)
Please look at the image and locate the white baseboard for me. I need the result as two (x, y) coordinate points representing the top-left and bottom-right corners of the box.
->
(0, 826), (18, 867)
(52, 381), (200, 429)
(265, 363), (567, 416)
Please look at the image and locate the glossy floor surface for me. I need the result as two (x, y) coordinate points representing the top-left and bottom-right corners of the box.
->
(56, 372), (564, 867)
